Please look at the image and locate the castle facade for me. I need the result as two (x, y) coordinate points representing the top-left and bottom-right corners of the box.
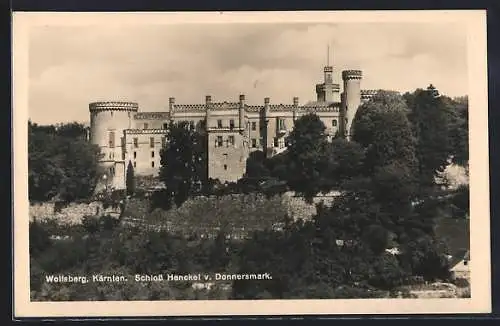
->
(89, 65), (378, 190)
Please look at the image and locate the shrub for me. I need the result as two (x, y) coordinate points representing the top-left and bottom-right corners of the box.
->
(29, 221), (53, 257)
(82, 215), (100, 233)
(453, 277), (470, 288)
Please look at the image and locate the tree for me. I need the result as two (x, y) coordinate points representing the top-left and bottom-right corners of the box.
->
(159, 121), (208, 207)
(55, 122), (88, 140)
(352, 91), (418, 176)
(325, 138), (366, 187)
(405, 86), (452, 188)
(57, 138), (100, 202)
(371, 162), (418, 216)
(244, 150), (271, 180)
(398, 236), (451, 281)
(126, 161), (136, 196)
(442, 96), (469, 166)
(28, 121), (100, 202)
(449, 184), (470, 219)
(285, 113), (330, 201)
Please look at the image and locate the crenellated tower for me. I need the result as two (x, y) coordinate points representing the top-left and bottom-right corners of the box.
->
(89, 101), (138, 189)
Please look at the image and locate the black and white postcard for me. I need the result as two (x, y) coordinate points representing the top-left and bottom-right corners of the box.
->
(12, 10), (491, 317)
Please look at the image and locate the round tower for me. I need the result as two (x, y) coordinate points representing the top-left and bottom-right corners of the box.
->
(89, 101), (138, 189)
(342, 70), (362, 139)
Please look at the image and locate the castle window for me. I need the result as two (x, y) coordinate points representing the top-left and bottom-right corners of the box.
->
(229, 119), (235, 129)
(228, 135), (235, 146)
(274, 138), (279, 148)
(108, 131), (115, 148)
(151, 161), (155, 168)
(251, 138), (257, 148)
(143, 123), (149, 129)
(161, 136), (166, 148)
(133, 161), (136, 168)
(279, 138), (285, 149)
(277, 118), (286, 131)
(151, 151), (155, 158)
(150, 137), (155, 148)
(163, 123), (168, 129)
(224, 164), (228, 171)
(133, 151), (137, 159)
(251, 122), (257, 131)
(133, 138), (138, 148)
(332, 119), (338, 127)
(217, 120), (223, 128)
(216, 136), (223, 147)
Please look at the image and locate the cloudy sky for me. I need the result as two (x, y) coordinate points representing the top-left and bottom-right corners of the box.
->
(28, 22), (468, 125)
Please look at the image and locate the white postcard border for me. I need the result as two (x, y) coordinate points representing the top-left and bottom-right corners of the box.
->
(12, 10), (491, 317)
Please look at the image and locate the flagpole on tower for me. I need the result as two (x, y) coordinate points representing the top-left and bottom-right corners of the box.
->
(327, 44), (330, 66)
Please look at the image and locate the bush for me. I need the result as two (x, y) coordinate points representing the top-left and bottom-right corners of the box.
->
(81, 215), (100, 233)
(29, 221), (53, 257)
(453, 277), (470, 288)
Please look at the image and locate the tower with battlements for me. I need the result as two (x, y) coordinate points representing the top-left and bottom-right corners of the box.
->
(341, 70), (362, 139)
(89, 101), (138, 190)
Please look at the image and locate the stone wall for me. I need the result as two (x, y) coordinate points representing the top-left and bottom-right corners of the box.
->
(281, 191), (341, 220)
(29, 190), (339, 227)
(29, 201), (121, 225)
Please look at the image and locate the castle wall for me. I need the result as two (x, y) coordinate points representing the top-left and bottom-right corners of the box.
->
(263, 111), (294, 154)
(124, 129), (167, 177)
(170, 111), (206, 131)
(207, 131), (247, 182)
(315, 111), (341, 138)
(132, 112), (170, 130)
(246, 113), (262, 153)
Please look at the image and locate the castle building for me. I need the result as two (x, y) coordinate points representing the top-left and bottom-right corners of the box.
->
(89, 64), (378, 190)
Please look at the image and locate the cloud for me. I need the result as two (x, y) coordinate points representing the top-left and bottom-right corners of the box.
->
(28, 21), (468, 125)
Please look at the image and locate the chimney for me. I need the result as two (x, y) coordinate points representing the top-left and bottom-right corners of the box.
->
(293, 97), (299, 106)
(205, 95), (212, 104)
